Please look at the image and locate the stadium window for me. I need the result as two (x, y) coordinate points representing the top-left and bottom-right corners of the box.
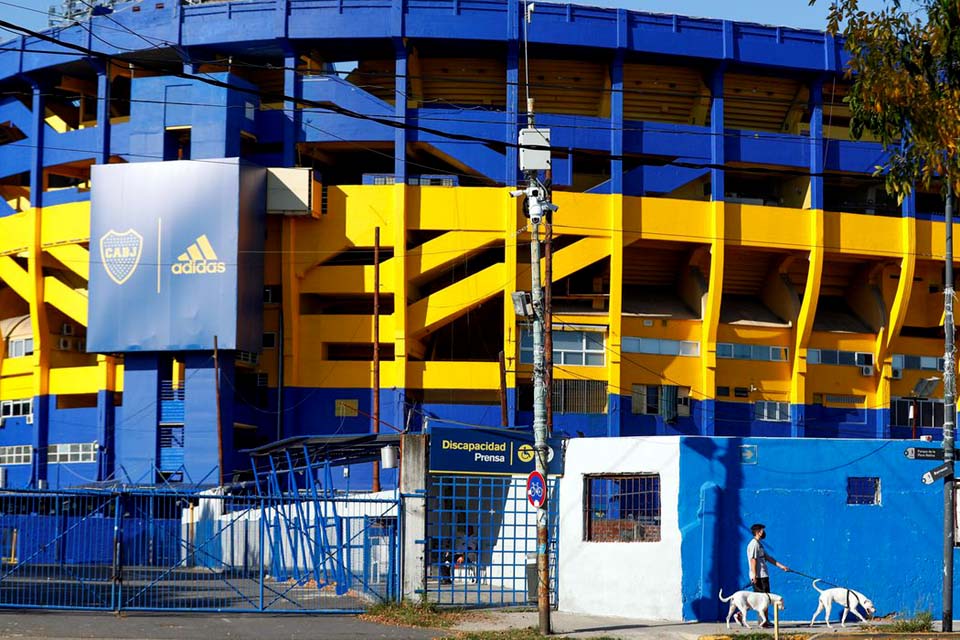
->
(583, 474), (661, 542)
(48, 443), (97, 464)
(0, 445), (32, 465)
(847, 477), (880, 505)
(754, 401), (789, 422)
(521, 329), (606, 366)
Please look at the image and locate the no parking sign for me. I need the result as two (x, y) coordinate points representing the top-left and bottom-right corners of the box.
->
(527, 470), (547, 509)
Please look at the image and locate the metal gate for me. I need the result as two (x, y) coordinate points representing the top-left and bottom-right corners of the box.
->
(424, 474), (558, 607)
(0, 488), (399, 612)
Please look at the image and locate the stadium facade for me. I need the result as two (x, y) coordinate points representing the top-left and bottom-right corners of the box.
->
(0, 0), (952, 489)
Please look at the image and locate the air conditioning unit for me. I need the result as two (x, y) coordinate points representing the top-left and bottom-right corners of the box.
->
(61, 323), (74, 336)
(57, 337), (73, 351)
(25, 414), (33, 424)
(891, 368), (903, 380)
(860, 365), (874, 377)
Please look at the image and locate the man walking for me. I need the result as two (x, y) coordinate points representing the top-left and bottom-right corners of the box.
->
(746, 523), (790, 627)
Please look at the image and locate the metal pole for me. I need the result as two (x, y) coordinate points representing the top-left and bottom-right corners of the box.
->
(944, 181), (955, 633)
(499, 350), (509, 427)
(213, 335), (224, 487)
(529, 197), (550, 635)
(373, 227), (381, 492)
(544, 169), (553, 436)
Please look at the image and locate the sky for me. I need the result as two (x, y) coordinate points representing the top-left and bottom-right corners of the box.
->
(0, 0), (902, 37)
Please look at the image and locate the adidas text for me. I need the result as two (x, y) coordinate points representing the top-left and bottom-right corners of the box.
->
(171, 261), (226, 275)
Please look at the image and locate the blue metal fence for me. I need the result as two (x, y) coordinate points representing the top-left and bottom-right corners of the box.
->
(425, 475), (559, 607)
(0, 488), (400, 612)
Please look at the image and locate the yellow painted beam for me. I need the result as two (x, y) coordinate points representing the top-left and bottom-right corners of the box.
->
(407, 361), (500, 390)
(503, 196), (521, 415)
(0, 372), (33, 399)
(43, 276), (88, 326)
(0, 255), (32, 300)
(406, 230), (502, 283)
(49, 365), (104, 394)
(875, 216), (917, 413)
(45, 243), (90, 281)
(538, 236), (609, 282)
(40, 201), (89, 247)
(0, 211), (31, 256)
(408, 263), (505, 339)
(301, 314), (396, 342)
(791, 209), (825, 407)
(301, 264), (395, 295)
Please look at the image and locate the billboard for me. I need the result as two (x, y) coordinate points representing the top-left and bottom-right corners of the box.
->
(87, 159), (265, 352)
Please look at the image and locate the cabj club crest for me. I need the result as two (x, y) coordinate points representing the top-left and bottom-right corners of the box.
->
(99, 229), (143, 285)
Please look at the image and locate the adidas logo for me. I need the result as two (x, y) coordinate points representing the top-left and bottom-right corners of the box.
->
(171, 234), (226, 275)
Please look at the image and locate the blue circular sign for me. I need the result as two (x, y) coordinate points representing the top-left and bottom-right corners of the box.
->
(527, 470), (547, 508)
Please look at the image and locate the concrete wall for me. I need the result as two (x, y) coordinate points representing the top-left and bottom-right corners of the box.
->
(558, 437), (683, 619)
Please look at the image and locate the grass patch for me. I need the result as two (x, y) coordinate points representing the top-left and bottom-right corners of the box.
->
(887, 611), (934, 633)
(361, 600), (469, 629)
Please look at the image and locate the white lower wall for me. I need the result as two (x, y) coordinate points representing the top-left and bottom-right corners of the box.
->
(558, 436), (682, 619)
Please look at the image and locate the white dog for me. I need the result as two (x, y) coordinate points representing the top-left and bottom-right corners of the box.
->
(809, 579), (876, 628)
(719, 589), (785, 629)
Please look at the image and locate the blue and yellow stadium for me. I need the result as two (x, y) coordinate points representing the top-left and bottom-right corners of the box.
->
(0, 0), (952, 489)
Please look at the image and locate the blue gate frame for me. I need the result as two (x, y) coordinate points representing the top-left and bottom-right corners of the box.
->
(0, 486), (400, 612)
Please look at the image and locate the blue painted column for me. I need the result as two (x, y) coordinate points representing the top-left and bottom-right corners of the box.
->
(29, 80), (44, 207)
(95, 63), (111, 165)
(96, 389), (115, 481)
(183, 352), (237, 485)
(393, 39), (408, 182)
(808, 79), (824, 212)
(30, 395), (49, 488)
(610, 44), (624, 195)
(506, 39), (519, 186)
(282, 48), (300, 168)
(116, 353), (161, 484)
(709, 68), (725, 203)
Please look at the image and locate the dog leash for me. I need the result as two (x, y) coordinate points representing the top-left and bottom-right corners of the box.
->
(783, 567), (841, 588)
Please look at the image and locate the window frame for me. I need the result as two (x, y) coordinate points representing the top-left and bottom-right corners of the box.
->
(583, 473), (661, 543)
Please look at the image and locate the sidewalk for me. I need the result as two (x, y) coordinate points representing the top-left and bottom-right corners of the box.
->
(450, 610), (957, 639)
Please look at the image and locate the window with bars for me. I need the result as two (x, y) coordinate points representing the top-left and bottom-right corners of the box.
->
(520, 329), (605, 366)
(48, 442), (97, 464)
(553, 380), (607, 414)
(891, 398), (946, 428)
(583, 474), (661, 542)
(0, 445), (32, 465)
(847, 477), (881, 505)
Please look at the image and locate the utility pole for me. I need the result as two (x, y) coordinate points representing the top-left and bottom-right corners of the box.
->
(513, 101), (555, 635)
(944, 182), (955, 633)
(373, 226), (381, 493)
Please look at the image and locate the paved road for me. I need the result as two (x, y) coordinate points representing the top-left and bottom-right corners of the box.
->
(0, 612), (440, 640)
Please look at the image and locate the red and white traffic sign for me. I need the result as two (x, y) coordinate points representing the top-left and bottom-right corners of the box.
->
(527, 470), (547, 508)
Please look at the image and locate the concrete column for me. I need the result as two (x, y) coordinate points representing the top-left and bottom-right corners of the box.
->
(401, 434), (428, 601)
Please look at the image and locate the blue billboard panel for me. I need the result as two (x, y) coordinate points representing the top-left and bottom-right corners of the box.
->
(87, 159), (265, 352)
(428, 426), (565, 476)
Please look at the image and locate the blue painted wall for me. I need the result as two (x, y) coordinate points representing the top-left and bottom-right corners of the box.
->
(678, 437), (952, 621)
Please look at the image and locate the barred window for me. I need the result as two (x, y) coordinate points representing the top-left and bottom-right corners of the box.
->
(847, 477), (880, 505)
(553, 379), (607, 414)
(48, 443), (97, 464)
(584, 474), (660, 542)
(824, 394), (866, 406)
(0, 445), (32, 465)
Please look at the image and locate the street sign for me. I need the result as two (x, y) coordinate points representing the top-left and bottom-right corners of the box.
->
(527, 470), (547, 509)
(905, 447), (945, 461)
(921, 462), (953, 485)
